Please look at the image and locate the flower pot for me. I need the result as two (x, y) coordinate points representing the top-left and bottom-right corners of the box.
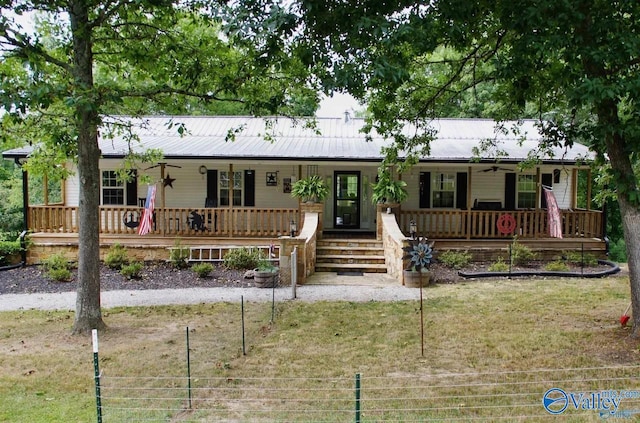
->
(403, 270), (431, 288)
(254, 268), (279, 288)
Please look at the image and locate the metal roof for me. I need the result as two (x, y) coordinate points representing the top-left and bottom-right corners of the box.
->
(2, 116), (591, 163)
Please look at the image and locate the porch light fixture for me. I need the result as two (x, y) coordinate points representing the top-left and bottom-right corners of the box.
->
(290, 219), (297, 237)
(198, 165), (207, 175)
(409, 219), (417, 240)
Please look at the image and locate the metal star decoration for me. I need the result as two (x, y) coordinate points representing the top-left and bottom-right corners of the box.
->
(163, 174), (176, 188)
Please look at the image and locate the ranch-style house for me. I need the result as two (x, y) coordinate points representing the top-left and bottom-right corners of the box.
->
(2, 115), (605, 285)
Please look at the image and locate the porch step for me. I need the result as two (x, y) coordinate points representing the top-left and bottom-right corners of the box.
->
(315, 239), (387, 273)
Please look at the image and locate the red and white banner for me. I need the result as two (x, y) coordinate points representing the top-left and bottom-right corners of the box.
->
(543, 186), (563, 239)
(138, 185), (156, 236)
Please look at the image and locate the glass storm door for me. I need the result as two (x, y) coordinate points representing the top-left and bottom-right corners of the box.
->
(334, 171), (360, 229)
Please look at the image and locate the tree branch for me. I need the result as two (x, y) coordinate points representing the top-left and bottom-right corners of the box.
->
(1, 27), (72, 72)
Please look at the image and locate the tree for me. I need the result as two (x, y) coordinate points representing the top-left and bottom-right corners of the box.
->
(232, 0), (640, 336)
(1, 1), (315, 334)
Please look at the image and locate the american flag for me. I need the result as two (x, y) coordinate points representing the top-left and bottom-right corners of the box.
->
(543, 186), (563, 239)
(138, 185), (156, 236)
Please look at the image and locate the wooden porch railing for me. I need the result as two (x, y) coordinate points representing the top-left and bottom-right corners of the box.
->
(28, 206), (300, 238)
(399, 209), (604, 239)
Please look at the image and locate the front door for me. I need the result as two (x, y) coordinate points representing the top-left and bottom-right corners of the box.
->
(334, 171), (360, 229)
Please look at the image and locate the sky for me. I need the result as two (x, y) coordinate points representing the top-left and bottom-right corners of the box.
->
(316, 93), (363, 118)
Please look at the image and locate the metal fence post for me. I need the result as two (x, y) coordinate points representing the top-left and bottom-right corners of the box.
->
(92, 329), (103, 423)
(241, 295), (246, 356)
(355, 373), (361, 423)
(186, 327), (192, 409)
(291, 246), (297, 299)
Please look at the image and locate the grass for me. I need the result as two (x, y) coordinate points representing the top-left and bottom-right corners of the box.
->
(0, 276), (638, 422)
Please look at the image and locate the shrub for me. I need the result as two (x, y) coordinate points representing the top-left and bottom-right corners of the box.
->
(608, 238), (627, 263)
(223, 247), (262, 270)
(169, 240), (189, 269)
(545, 260), (570, 272)
(192, 263), (214, 278)
(0, 240), (22, 266)
(510, 239), (537, 266)
(47, 268), (72, 282)
(105, 243), (129, 270)
(120, 261), (144, 280)
(563, 250), (598, 267)
(488, 258), (509, 272)
(42, 253), (73, 282)
(439, 250), (472, 270)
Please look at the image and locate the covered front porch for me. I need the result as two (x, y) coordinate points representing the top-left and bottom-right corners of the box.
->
(28, 204), (604, 241)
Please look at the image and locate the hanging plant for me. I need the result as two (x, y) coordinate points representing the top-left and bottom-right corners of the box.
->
(291, 175), (329, 203)
(371, 168), (408, 204)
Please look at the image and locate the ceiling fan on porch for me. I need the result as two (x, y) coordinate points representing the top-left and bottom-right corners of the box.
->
(478, 165), (514, 173)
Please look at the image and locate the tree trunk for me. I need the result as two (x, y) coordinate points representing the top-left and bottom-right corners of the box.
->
(603, 114), (640, 338)
(69, 0), (106, 334)
(618, 196), (640, 338)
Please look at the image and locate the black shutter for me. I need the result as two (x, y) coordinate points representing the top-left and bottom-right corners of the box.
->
(456, 172), (468, 209)
(419, 172), (431, 208)
(126, 170), (138, 206)
(244, 170), (255, 206)
(206, 170), (218, 207)
(505, 173), (516, 211)
(541, 173), (553, 208)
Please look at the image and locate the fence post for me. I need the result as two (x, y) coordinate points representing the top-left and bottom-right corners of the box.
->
(92, 329), (103, 423)
(355, 373), (361, 423)
(241, 295), (246, 356)
(291, 246), (297, 299)
(186, 327), (192, 409)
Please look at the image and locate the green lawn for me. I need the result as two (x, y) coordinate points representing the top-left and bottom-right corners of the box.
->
(0, 276), (637, 422)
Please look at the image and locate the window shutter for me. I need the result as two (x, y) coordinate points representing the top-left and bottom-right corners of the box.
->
(244, 170), (255, 207)
(505, 173), (516, 210)
(419, 172), (431, 208)
(541, 173), (553, 208)
(456, 172), (468, 209)
(206, 170), (218, 207)
(126, 170), (137, 206)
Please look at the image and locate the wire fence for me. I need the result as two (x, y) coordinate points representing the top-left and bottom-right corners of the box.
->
(93, 325), (640, 422)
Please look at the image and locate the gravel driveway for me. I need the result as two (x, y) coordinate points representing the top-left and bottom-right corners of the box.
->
(0, 284), (421, 311)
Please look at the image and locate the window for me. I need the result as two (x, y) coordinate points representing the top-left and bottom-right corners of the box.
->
(517, 174), (536, 208)
(102, 170), (124, 205)
(220, 171), (242, 206)
(432, 173), (455, 208)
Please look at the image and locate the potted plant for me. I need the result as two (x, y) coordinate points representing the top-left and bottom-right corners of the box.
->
(291, 175), (329, 203)
(403, 236), (435, 287)
(254, 259), (279, 288)
(371, 168), (408, 205)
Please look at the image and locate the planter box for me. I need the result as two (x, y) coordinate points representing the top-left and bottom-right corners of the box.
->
(403, 270), (431, 288)
(254, 269), (279, 288)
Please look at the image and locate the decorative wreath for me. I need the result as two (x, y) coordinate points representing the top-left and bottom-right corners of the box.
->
(122, 210), (141, 229)
(497, 213), (517, 235)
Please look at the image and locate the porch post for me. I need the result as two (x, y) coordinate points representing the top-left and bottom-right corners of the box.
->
(15, 159), (29, 232)
(586, 168), (592, 211)
(467, 166), (472, 240)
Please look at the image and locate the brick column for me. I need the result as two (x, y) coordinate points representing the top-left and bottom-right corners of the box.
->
(376, 203), (400, 240)
(300, 202), (324, 239)
(278, 236), (306, 286)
